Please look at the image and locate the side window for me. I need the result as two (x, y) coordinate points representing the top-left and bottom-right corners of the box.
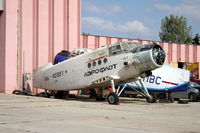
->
(103, 58), (107, 63)
(98, 60), (102, 65)
(116, 45), (121, 50)
(88, 63), (91, 68)
(92, 62), (96, 66)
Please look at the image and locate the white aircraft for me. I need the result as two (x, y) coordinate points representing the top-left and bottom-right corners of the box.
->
(118, 64), (190, 103)
(33, 41), (166, 104)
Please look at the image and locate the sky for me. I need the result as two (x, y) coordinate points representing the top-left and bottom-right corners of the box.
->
(82, 0), (200, 41)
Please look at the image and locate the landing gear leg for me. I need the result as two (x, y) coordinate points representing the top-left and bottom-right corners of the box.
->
(110, 78), (116, 93)
(146, 93), (157, 103)
(95, 88), (106, 101)
(107, 79), (119, 104)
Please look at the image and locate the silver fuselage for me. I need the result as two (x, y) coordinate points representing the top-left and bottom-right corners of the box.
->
(33, 41), (165, 91)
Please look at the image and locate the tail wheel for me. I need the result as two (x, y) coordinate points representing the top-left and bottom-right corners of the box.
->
(38, 92), (50, 98)
(13, 90), (23, 95)
(146, 93), (157, 103)
(189, 93), (197, 102)
(107, 92), (119, 104)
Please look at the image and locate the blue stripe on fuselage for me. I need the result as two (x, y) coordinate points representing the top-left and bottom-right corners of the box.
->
(120, 82), (189, 92)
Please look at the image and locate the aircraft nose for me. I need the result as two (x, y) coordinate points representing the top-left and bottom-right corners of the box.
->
(131, 43), (166, 66)
(130, 43), (166, 74)
(152, 45), (166, 65)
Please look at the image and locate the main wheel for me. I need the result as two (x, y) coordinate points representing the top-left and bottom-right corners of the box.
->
(107, 92), (119, 104)
(189, 93), (197, 102)
(146, 93), (157, 103)
(55, 91), (69, 99)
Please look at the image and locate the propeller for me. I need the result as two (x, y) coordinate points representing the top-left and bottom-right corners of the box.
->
(152, 46), (166, 65)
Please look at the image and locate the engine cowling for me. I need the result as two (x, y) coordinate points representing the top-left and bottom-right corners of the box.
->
(131, 43), (166, 77)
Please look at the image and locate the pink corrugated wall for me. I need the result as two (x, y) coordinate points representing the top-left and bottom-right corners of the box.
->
(4, 0), (19, 93)
(81, 35), (200, 79)
(0, 0), (81, 93)
(0, 11), (5, 92)
(1, 0), (200, 93)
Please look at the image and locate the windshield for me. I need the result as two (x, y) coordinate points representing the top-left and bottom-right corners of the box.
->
(109, 41), (140, 56)
(190, 82), (200, 88)
(121, 41), (140, 51)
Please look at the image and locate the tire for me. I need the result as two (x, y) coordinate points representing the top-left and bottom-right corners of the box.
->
(13, 90), (23, 95)
(54, 91), (68, 99)
(38, 92), (50, 98)
(178, 99), (189, 104)
(22, 90), (32, 96)
(107, 92), (119, 104)
(146, 93), (157, 103)
(54, 92), (62, 99)
(189, 93), (197, 102)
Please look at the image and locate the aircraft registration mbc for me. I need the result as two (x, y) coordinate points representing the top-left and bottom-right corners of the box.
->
(33, 41), (166, 104)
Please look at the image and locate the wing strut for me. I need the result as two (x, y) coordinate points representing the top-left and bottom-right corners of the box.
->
(136, 78), (151, 98)
(107, 78), (151, 104)
(117, 78), (151, 99)
(117, 84), (127, 97)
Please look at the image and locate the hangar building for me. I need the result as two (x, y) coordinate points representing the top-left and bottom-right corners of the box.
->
(0, 0), (199, 93)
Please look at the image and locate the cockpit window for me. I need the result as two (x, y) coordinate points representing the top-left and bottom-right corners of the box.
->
(109, 41), (140, 56)
(116, 45), (121, 50)
(127, 42), (140, 49)
(109, 44), (122, 55)
(121, 42), (131, 51)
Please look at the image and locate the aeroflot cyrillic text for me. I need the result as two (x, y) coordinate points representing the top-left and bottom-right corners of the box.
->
(84, 64), (117, 77)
